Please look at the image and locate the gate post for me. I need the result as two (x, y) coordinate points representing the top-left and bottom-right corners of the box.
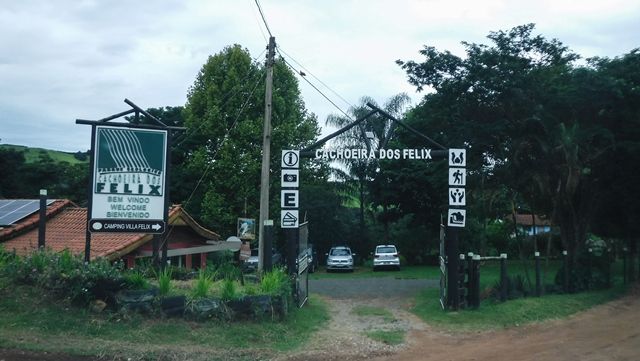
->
(500, 253), (508, 302)
(445, 227), (460, 310)
(535, 251), (542, 297)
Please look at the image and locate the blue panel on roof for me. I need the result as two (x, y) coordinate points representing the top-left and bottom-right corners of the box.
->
(0, 199), (55, 226)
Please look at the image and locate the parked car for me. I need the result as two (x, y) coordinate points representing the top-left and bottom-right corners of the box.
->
(372, 244), (400, 271)
(326, 246), (355, 272)
(243, 248), (282, 272)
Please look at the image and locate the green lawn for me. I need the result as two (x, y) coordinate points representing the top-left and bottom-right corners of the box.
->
(0, 280), (329, 361)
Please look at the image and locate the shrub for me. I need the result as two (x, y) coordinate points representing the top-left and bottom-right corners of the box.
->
(156, 267), (173, 296)
(260, 268), (291, 297)
(124, 269), (150, 290)
(220, 279), (238, 301)
(191, 270), (213, 299)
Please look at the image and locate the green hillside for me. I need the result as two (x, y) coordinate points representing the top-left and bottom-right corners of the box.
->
(0, 144), (89, 165)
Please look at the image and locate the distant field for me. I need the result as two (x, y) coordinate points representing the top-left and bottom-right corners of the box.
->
(0, 144), (88, 165)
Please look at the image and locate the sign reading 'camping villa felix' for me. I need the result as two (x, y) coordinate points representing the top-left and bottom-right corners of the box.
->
(90, 126), (167, 233)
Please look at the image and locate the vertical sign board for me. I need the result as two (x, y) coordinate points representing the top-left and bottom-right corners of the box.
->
(89, 126), (168, 233)
(446, 148), (466, 310)
(281, 150), (300, 229)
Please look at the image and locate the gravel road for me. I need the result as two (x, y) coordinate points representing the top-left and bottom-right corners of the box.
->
(309, 277), (439, 299)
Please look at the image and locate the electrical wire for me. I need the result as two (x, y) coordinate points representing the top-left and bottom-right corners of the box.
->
(277, 46), (354, 110)
(160, 70), (264, 251)
(248, 0), (268, 42)
(277, 50), (354, 122)
(254, 0), (272, 38)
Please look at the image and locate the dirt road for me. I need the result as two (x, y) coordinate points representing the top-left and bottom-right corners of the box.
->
(285, 278), (640, 361)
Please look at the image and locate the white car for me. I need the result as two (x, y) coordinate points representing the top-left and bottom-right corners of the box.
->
(373, 245), (400, 271)
(326, 246), (355, 272)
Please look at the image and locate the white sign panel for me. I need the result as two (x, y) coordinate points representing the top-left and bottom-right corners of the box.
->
(90, 126), (168, 233)
(281, 169), (299, 188)
(449, 148), (466, 167)
(281, 210), (299, 228)
(447, 209), (466, 228)
(449, 188), (466, 206)
(281, 190), (299, 208)
(281, 150), (300, 169)
(448, 168), (466, 186)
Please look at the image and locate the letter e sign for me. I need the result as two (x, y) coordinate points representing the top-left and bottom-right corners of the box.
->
(281, 190), (299, 208)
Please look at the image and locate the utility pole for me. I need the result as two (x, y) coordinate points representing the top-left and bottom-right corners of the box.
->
(258, 36), (276, 272)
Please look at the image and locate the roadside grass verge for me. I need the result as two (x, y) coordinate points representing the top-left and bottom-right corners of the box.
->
(0, 281), (329, 360)
(351, 305), (396, 322)
(364, 330), (405, 345)
(310, 265), (439, 280)
(412, 284), (629, 331)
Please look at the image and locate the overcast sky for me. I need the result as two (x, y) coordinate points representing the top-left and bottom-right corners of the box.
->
(1, 0), (638, 152)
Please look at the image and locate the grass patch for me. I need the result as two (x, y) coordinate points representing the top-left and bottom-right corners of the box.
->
(351, 305), (396, 322)
(310, 265), (440, 280)
(364, 330), (405, 345)
(412, 284), (628, 331)
(0, 281), (329, 360)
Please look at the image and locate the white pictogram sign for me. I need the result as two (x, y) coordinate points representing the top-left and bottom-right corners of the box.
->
(449, 188), (466, 206)
(281, 150), (300, 169)
(282, 169), (299, 188)
(281, 190), (299, 208)
(449, 148), (466, 167)
(281, 210), (299, 228)
(449, 168), (466, 186)
(447, 209), (466, 228)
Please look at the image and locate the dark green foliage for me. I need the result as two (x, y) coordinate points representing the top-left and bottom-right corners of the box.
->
(1, 249), (125, 304)
(0, 147), (89, 203)
(182, 45), (320, 236)
(491, 274), (530, 300)
(397, 24), (640, 263)
(555, 249), (612, 292)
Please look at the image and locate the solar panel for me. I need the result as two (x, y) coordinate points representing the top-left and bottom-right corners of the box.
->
(0, 199), (55, 226)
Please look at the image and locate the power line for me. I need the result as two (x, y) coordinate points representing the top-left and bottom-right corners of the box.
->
(178, 69), (265, 213)
(277, 49), (354, 121)
(248, 0), (268, 42)
(277, 46), (355, 110)
(254, 0), (272, 38)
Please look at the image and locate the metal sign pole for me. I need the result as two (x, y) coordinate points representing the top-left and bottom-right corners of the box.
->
(84, 125), (97, 263)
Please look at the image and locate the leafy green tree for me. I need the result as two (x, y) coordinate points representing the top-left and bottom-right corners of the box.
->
(397, 24), (639, 266)
(182, 45), (320, 238)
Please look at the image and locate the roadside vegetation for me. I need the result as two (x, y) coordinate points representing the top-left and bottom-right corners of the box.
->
(411, 260), (630, 331)
(0, 248), (329, 360)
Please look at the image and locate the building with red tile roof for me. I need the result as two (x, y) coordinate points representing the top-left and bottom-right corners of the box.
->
(0, 200), (238, 269)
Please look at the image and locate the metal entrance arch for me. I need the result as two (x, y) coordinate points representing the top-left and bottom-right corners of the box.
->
(281, 102), (466, 310)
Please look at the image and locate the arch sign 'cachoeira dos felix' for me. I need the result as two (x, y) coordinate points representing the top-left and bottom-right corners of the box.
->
(278, 102), (468, 311)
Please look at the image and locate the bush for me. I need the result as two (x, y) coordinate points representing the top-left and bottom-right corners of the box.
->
(124, 269), (150, 290)
(491, 274), (530, 300)
(260, 268), (291, 297)
(156, 267), (173, 296)
(220, 279), (238, 301)
(2, 249), (125, 305)
(191, 270), (213, 299)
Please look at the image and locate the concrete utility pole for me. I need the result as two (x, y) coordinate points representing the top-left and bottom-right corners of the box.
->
(258, 36), (276, 272)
